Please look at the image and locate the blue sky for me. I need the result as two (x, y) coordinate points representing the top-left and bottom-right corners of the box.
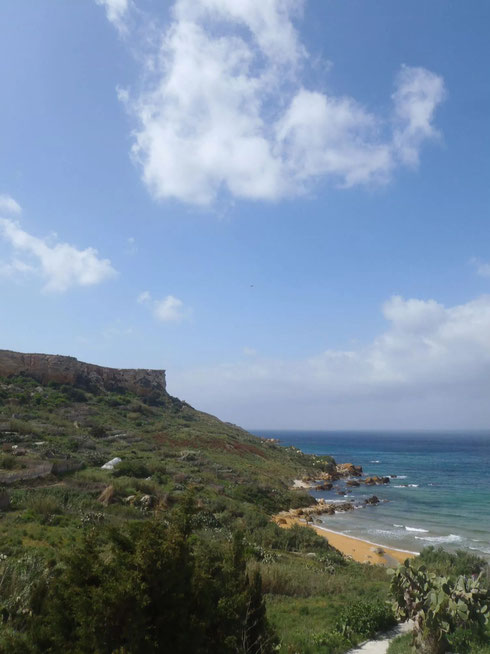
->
(1, 0), (490, 429)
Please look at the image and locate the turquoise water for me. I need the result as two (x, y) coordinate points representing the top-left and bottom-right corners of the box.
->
(251, 431), (490, 559)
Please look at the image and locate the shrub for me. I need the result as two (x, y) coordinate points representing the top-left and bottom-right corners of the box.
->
(0, 455), (17, 470)
(336, 598), (396, 642)
(112, 461), (151, 479)
(312, 629), (350, 652)
(4, 514), (277, 653)
(89, 425), (108, 439)
(417, 546), (487, 577)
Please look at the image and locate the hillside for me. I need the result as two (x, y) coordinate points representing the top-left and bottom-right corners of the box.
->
(0, 351), (338, 554)
(0, 352), (394, 653)
(2, 352), (485, 654)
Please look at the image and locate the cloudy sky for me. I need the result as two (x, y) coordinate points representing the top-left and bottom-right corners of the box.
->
(1, 0), (489, 429)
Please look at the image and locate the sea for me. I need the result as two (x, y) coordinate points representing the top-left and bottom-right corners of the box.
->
(250, 430), (490, 560)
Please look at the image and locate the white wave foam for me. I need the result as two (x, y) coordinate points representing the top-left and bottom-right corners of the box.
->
(405, 526), (429, 533)
(408, 484), (419, 487)
(397, 475), (407, 479)
(370, 460), (381, 463)
(393, 524), (404, 528)
(415, 534), (462, 544)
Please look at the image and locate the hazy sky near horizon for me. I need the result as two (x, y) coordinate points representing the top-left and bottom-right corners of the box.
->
(1, 0), (490, 429)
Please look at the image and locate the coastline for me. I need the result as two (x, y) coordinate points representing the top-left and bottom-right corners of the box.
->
(274, 515), (417, 566)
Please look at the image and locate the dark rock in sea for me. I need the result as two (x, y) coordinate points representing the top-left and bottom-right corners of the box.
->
(364, 475), (391, 485)
(365, 495), (380, 505)
(346, 479), (360, 487)
(315, 482), (333, 491)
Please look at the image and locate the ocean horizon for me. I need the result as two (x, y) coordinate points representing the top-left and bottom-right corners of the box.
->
(250, 430), (490, 560)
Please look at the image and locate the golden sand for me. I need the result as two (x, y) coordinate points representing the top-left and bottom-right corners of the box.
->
(274, 515), (416, 567)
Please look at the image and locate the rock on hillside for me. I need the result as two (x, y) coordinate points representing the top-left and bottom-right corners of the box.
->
(0, 349), (166, 399)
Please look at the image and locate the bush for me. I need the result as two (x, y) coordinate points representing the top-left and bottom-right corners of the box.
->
(336, 599), (396, 642)
(312, 629), (350, 652)
(0, 455), (17, 470)
(89, 425), (108, 439)
(112, 461), (151, 479)
(417, 546), (487, 577)
(1, 513), (278, 654)
(61, 386), (87, 403)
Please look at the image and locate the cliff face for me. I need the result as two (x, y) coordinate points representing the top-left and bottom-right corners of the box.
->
(0, 349), (166, 398)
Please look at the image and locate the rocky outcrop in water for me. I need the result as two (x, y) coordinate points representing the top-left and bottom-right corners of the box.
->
(0, 349), (166, 399)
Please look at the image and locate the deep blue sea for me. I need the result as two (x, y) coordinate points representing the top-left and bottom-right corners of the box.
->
(250, 431), (490, 559)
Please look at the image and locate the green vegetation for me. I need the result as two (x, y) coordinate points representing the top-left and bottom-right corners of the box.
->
(0, 373), (489, 653)
(389, 560), (489, 653)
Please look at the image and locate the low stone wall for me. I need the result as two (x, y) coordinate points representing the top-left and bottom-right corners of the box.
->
(0, 462), (53, 485)
(0, 459), (83, 485)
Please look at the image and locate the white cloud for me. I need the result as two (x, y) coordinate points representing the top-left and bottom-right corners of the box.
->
(392, 65), (446, 166)
(137, 290), (189, 323)
(137, 290), (151, 304)
(122, 0), (445, 205)
(0, 194), (21, 215)
(95, 0), (129, 34)
(470, 257), (490, 278)
(154, 295), (186, 322)
(0, 203), (116, 292)
(170, 294), (490, 428)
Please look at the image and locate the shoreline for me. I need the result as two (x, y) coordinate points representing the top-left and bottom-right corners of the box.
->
(314, 524), (419, 556)
(274, 515), (417, 566)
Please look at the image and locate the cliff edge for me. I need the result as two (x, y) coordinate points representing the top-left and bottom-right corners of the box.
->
(0, 349), (166, 398)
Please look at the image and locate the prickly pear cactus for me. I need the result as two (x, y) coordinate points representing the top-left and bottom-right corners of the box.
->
(388, 562), (488, 654)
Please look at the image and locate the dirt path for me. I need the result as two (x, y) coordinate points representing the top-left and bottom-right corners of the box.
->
(346, 621), (412, 654)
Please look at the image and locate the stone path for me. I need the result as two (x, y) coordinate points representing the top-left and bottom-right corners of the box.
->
(346, 621), (412, 654)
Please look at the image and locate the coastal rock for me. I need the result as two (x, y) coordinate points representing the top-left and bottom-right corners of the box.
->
(364, 475), (390, 485)
(346, 480), (360, 487)
(0, 349), (166, 399)
(315, 482), (333, 491)
(364, 495), (380, 505)
(336, 463), (363, 477)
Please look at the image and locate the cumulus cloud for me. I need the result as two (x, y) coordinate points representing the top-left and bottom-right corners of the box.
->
(0, 200), (116, 292)
(170, 294), (490, 428)
(95, 0), (129, 34)
(0, 194), (21, 215)
(138, 290), (189, 323)
(118, 0), (445, 205)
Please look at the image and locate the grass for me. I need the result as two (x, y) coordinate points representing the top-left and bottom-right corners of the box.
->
(1, 373), (488, 653)
(387, 633), (412, 654)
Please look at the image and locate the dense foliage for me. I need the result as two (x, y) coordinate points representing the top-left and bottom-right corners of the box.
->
(389, 561), (489, 654)
(0, 501), (277, 654)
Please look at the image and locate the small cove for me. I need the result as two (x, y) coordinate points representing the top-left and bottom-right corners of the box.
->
(252, 430), (490, 559)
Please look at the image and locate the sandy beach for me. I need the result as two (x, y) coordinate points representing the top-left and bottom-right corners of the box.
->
(274, 515), (417, 566)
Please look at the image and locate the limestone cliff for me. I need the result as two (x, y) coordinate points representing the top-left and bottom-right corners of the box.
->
(0, 349), (166, 398)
